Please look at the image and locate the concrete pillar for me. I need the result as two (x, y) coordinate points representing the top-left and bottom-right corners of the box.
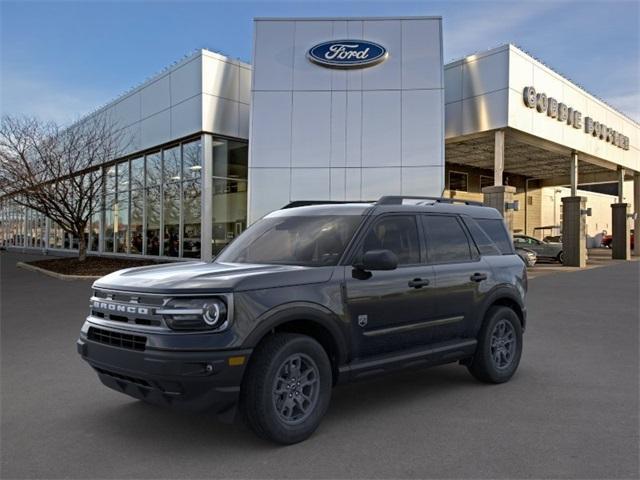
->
(611, 203), (630, 260)
(561, 196), (587, 267)
(617, 167), (626, 203)
(494, 130), (505, 186)
(570, 151), (579, 197)
(482, 185), (516, 234)
(634, 172), (640, 257)
(201, 134), (214, 262)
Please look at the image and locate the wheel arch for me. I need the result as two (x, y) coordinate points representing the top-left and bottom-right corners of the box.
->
(242, 303), (349, 383)
(480, 288), (526, 332)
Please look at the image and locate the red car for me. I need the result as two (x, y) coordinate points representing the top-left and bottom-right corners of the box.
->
(602, 230), (635, 250)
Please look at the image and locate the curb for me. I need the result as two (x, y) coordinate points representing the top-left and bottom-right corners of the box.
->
(16, 262), (101, 281)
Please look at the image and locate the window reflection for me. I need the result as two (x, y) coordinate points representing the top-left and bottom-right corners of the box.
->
(130, 189), (144, 254)
(212, 140), (248, 256)
(163, 182), (180, 257)
(104, 194), (115, 252)
(183, 180), (201, 258)
(146, 186), (161, 255)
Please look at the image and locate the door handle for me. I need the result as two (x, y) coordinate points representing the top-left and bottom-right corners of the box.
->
(408, 278), (430, 288)
(470, 272), (488, 282)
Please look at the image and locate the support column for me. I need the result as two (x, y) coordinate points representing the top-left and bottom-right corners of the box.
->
(561, 196), (587, 267)
(617, 167), (626, 203)
(611, 203), (630, 260)
(494, 130), (505, 186)
(634, 172), (640, 257)
(570, 151), (579, 197)
(482, 185), (516, 234)
(201, 134), (214, 262)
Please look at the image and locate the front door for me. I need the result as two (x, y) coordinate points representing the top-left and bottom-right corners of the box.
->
(343, 215), (437, 358)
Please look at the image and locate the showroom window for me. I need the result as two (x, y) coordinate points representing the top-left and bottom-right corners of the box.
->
(115, 160), (130, 253)
(449, 171), (468, 192)
(480, 175), (493, 190)
(212, 139), (248, 256)
(163, 146), (181, 257)
(183, 140), (202, 258)
(145, 151), (161, 255)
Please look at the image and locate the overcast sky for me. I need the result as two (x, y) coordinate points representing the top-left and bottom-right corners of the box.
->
(1, 0), (638, 124)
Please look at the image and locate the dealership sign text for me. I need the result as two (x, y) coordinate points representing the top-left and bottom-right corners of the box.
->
(523, 86), (629, 150)
(307, 40), (388, 69)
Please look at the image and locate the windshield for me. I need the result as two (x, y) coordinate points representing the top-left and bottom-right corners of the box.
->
(216, 215), (363, 266)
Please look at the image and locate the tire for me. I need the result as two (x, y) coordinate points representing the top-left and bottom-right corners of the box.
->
(467, 306), (523, 384)
(240, 333), (332, 444)
(558, 251), (564, 264)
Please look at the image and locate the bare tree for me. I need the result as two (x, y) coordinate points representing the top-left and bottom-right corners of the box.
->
(0, 114), (130, 261)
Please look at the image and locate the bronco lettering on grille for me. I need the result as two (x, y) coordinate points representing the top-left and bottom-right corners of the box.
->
(91, 300), (149, 315)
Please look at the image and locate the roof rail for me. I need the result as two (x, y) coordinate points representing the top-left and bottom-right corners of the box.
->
(377, 195), (483, 207)
(281, 200), (374, 209)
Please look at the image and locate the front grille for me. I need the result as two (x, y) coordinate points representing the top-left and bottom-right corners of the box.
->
(90, 288), (165, 328)
(88, 326), (146, 351)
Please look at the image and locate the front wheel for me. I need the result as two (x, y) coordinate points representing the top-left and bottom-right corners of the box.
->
(467, 306), (523, 383)
(240, 333), (332, 444)
(558, 251), (564, 264)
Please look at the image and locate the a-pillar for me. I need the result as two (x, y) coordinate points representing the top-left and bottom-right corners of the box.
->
(634, 171), (640, 257)
(561, 196), (587, 267)
(482, 185), (516, 234)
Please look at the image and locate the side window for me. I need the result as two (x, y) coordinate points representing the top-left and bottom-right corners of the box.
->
(422, 215), (472, 263)
(477, 218), (513, 254)
(464, 217), (502, 256)
(360, 216), (420, 265)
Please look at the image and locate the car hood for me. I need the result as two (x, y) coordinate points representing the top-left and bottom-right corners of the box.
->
(93, 261), (335, 294)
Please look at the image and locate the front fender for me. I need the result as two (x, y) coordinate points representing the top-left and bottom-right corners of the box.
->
(241, 302), (350, 366)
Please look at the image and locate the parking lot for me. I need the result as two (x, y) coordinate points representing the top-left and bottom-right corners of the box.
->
(1, 250), (638, 479)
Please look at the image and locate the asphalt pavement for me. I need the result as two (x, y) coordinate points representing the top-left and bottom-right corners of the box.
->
(1, 251), (638, 479)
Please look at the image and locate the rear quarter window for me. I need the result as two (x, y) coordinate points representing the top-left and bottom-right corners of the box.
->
(475, 218), (514, 254)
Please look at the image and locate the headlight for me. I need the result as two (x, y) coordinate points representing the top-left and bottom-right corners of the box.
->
(158, 298), (229, 331)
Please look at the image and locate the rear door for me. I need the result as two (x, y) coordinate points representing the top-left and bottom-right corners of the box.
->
(421, 214), (492, 341)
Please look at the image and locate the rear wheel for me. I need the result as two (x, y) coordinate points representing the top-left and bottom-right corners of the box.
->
(467, 306), (522, 383)
(558, 251), (564, 264)
(241, 333), (332, 444)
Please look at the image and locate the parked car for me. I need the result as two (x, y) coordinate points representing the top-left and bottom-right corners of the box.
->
(515, 247), (537, 267)
(78, 196), (527, 444)
(543, 235), (562, 243)
(513, 234), (563, 263)
(602, 230), (635, 250)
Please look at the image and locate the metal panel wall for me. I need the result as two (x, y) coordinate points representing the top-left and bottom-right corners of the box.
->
(79, 50), (251, 159)
(249, 17), (445, 223)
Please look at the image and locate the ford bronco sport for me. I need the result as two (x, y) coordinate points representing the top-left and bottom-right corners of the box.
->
(77, 196), (527, 444)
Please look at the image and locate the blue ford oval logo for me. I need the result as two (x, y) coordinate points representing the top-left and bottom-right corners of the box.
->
(307, 40), (388, 69)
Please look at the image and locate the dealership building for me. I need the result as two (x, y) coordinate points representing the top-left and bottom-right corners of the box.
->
(2, 16), (639, 266)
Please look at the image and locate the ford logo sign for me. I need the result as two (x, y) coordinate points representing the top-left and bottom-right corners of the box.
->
(307, 40), (388, 69)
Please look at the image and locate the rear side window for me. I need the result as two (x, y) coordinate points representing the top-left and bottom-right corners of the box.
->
(476, 218), (513, 254)
(464, 218), (502, 256)
(422, 215), (472, 263)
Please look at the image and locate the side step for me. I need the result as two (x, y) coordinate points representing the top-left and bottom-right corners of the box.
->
(338, 338), (477, 383)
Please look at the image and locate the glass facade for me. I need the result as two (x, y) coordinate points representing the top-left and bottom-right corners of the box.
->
(0, 134), (248, 260)
(212, 140), (248, 255)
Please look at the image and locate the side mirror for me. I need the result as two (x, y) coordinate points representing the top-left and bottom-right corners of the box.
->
(357, 249), (398, 271)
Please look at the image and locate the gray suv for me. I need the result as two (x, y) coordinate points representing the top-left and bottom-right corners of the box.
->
(77, 196), (527, 444)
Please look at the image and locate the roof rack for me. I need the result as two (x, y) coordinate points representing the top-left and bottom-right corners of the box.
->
(281, 200), (373, 209)
(377, 195), (483, 206)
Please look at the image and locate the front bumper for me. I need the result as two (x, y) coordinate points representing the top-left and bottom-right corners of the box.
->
(77, 326), (251, 415)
